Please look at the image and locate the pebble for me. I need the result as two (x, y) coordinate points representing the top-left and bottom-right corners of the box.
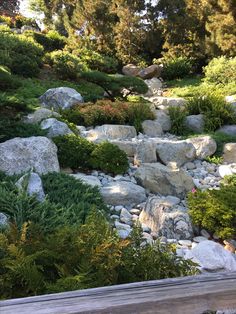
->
(193, 236), (208, 243)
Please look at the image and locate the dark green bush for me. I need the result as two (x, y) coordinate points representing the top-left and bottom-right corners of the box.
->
(49, 51), (87, 80)
(0, 67), (21, 90)
(186, 94), (236, 132)
(168, 106), (188, 135)
(14, 15), (38, 29)
(188, 178), (236, 239)
(33, 30), (67, 52)
(162, 57), (192, 80)
(90, 142), (129, 175)
(204, 56), (236, 85)
(53, 134), (95, 170)
(81, 71), (148, 100)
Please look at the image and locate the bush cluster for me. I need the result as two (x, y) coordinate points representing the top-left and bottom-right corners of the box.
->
(188, 175), (236, 239)
(158, 57), (192, 80)
(0, 66), (21, 91)
(0, 171), (197, 299)
(32, 30), (67, 52)
(0, 31), (43, 77)
(53, 134), (129, 175)
(62, 100), (155, 132)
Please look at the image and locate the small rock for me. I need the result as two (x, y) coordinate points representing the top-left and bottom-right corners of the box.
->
(16, 172), (45, 202)
(200, 229), (211, 239)
(193, 236), (208, 243)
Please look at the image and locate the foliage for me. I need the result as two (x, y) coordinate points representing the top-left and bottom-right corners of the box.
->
(211, 132), (236, 156)
(0, 31), (43, 77)
(81, 71), (148, 100)
(90, 142), (129, 175)
(32, 30), (67, 52)
(0, 117), (46, 143)
(204, 156), (223, 165)
(186, 94), (236, 132)
(188, 178), (236, 239)
(62, 100), (154, 132)
(14, 15), (39, 29)
(161, 57), (192, 80)
(49, 51), (87, 80)
(53, 134), (95, 170)
(0, 67), (21, 91)
(204, 56), (236, 86)
(168, 106), (188, 136)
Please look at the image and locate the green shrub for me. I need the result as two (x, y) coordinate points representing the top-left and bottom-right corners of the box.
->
(162, 57), (192, 80)
(0, 67), (21, 90)
(204, 56), (236, 85)
(73, 48), (119, 73)
(168, 106), (188, 135)
(212, 132), (236, 156)
(33, 30), (67, 52)
(0, 118), (46, 143)
(188, 179), (236, 239)
(81, 71), (148, 100)
(49, 51), (86, 80)
(186, 94), (236, 131)
(53, 134), (95, 170)
(90, 142), (129, 175)
(14, 15), (38, 29)
(0, 15), (12, 27)
(62, 100), (154, 132)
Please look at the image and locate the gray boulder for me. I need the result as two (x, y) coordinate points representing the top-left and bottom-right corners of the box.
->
(71, 173), (102, 187)
(154, 110), (171, 131)
(151, 97), (186, 110)
(223, 143), (236, 163)
(144, 77), (162, 96)
(109, 140), (137, 157)
(101, 181), (146, 206)
(135, 140), (157, 164)
(39, 87), (84, 111)
(185, 114), (205, 133)
(217, 125), (236, 136)
(16, 172), (45, 202)
(0, 137), (60, 175)
(134, 163), (194, 198)
(187, 136), (217, 159)
(115, 221), (132, 239)
(156, 140), (196, 167)
(184, 240), (236, 272)
(138, 65), (162, 80)
(40, 118), (74, 138)
(142, 120), (163, 137)
(219, 164), (236, 178)
(139, 196), (193, 240)
(23, 108), (61, 124)
(86, 125), (137, 142)
(122, 64), (141, 77)
(0, 213), (8, 228)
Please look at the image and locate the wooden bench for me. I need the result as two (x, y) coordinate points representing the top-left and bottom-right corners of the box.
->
(1, 272), (236, 314)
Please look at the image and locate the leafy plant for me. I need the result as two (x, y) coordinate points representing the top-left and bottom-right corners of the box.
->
(90, 142), (129, 175)
(0, 67), (21, 91)
(161, 57), (192, 80)
(168, 106), (188, 135)
(32, 30), (66, 52)
(204, 156), (223, 165)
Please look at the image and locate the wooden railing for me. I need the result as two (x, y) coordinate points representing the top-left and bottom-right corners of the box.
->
(1, 272), (236, 314)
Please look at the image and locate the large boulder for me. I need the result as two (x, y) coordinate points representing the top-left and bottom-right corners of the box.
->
(139, 196), (193, 240)
(40, 118), (74, 138)
(154, 110), (171, 132)
(156, 140), (196, 167)
(101, 181), (146, 206)
(184, 240), (236, 272)
(144, 77), (162, 96)
(71, 173), (102, 187)
(151, 97), (186, 110)
(0, 137), (60, 175)
(138, 65), (162, 80)
(135, 140), (157, 164)
(85, 125), (137, 142)
(23, 108), (61, 124)
(223, 143), (236, 163)
(134, 163), (194, 198)
(187, 136), (217, 159)
(184, 114), (205, 133)
(217, 125), (236, 136)
(218, 164), (236, 178)
(16, 172), (45, 202)
(109, 140), (137, 157)
(122, 64), (141, 77)
(142, 120), (163, 137)
(39, 87), (84, 111)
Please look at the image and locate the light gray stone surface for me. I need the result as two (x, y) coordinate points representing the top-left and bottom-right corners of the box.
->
(40, 118), (74, 138)
(187, 136), (217, 159)
(16, 172), (45, 202)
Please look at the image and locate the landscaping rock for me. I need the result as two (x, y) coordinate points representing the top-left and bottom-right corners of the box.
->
(122, 64), (141, 77)
(139, 196), (193, 239)
(39, 87), (84, 111)
(142, 120), (163, 137)
(187, 136), (217, 159)
(109, 140), (137, 157)
(16, 172), (45, 202)
(0, 213), (8, 228)
(135, 140), (157, 163)
(24, 108), (60, 124)
(115, 221), (132, 239)
(154, 110), (171, 131)
(0, 137), (60, 175)
(101, 181), (146, 206)
(144, 77), (162, 96)
(40, 118), (74, 138)
(134, 163), (194, 198)
(219, 164), (236, 178)
(217, 125), (236, 136)
(185, 114), (205, 133)
(151, 97), (186, 109)
(138, 64), (162, 80)
(71, 173), (102, 187)
(184, 240), (236, 272)
(120, 208), (133, 225)
(223, 143), (236, 163)
(156, 140), (196, 167)
(86, 125), (137, 142)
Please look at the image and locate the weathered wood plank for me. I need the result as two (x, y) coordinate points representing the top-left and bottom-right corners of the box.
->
(1, 272), (236, 314)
